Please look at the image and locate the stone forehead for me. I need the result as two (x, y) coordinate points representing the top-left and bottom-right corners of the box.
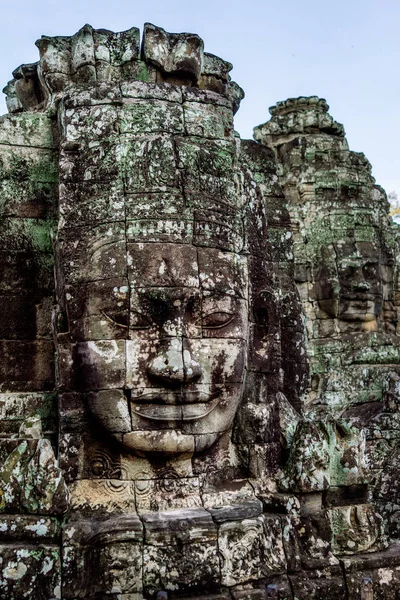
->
(58, 96), (248, 251)
(318, 238), (393, 264)
(128, 243), (199, 288)
(127, 243), (248, 295)
(303, 212), (394, 263)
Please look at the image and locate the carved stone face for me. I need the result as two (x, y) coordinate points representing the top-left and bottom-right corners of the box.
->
(76, 242), (249, 456)
(314, 241), (387, 328)
(56, 72), (260, 459)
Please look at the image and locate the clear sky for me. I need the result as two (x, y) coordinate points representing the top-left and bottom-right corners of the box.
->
(1, 0), (399, 197)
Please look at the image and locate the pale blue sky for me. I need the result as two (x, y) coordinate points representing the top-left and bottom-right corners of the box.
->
(1, 0), (399, 196)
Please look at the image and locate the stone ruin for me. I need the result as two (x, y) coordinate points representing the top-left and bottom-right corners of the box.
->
(0, 21), (399, 600)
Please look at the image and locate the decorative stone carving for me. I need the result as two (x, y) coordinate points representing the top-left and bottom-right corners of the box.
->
(142, 23), (204, 83)
(328, 504), (387, 555)
(218, 515), (286, 586)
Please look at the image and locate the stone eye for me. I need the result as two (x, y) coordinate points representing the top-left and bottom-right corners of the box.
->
(202, 311), (235, 329)
(341, 265), (355, 279)
(101, 310), (128, 329)
(130, 311), (152, 330)
(363, 264), (377, 279)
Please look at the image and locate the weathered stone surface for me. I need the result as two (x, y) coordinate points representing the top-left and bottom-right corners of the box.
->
(62, 514), (143, 597)
(21, 438), (69, 514)
(0, 543), (62, 599)
(279, 421), (331, 492)
(0, 417), (69, 515)
(289, 569), (347, 600)
(1, 21), (400, 600)
(135, 477), (202, 512)
(68, 479), (136, 513)
(142, 23), (204, 83)
(207, 499), (263, 523)
(342, 543), (400, 599)
(0, 515), (60, 541)
(143, 540), (219, 596)
(283, 512), (339, 572)
(141, 509), (219, 595)
(280, 418), (368, 494)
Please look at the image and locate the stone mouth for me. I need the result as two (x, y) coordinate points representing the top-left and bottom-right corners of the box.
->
(339, 295), (380, 303)
(131, 390), (216, 405)
(338, 298), (380, 320)
(131, 394), (220, 421)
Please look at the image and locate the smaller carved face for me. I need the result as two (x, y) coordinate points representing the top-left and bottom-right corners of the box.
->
(98, 542), (141, 594)
(314, 241), (386, 326)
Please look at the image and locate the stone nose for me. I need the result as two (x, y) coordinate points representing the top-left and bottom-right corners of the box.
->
(147, 338), (202, 384)
(347, 268), (370, 291)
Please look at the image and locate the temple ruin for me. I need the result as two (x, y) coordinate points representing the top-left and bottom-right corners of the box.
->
(0, 22), (399, 599)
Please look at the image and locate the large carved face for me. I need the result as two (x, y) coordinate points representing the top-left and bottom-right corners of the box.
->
(72, 241), (249, 456)
(56, 80), (266, 458)
(314, 241), (389, 328)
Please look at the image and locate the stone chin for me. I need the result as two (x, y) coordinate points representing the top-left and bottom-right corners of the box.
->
(120, 430), (220, 456)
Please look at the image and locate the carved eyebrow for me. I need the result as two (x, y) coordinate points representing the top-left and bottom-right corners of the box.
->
(201, 290), (237, 301)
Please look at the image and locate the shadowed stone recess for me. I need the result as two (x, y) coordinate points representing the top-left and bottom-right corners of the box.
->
(0, 23), (399, 600)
